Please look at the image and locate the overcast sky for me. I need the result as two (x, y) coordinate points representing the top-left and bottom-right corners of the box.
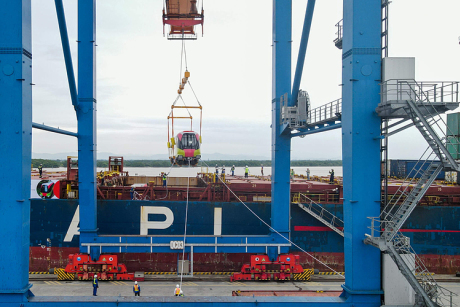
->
(30, 0), (460, 160)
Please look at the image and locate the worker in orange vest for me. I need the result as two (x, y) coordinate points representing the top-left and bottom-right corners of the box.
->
(174, 284), (181, 296)
(133, 281), (140, 296)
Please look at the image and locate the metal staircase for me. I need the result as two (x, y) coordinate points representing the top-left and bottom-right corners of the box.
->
(406, 99), (460, 171)
(372, 80), (460, 243)
(295, 193), (344, 237)
(365, 79), (460, 307)
(383, 162), (442, 241)
(365, 230), (457, 307)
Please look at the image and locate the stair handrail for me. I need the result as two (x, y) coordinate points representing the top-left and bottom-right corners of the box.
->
(392, 80), (460, 161)
(381, 148), (438, 222)
(391, 232), (458, 307)
(384, 163), (442, 242)
(406, 80), (458, 137)
(307, 98), (342, 126)
(408, 81), (460, 164)
(384, 159), (440, 224)
(296, 193), (344, 230)
(365, 226), (458, 307)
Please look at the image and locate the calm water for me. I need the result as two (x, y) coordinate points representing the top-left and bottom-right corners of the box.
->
(111, 166), (341, 177)
(46, 166), (342, 178)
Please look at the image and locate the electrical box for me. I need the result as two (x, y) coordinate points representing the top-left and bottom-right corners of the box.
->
(281, 90), (310, 127)
(382, 253), (416, 305)
(382, 57), (415, 103)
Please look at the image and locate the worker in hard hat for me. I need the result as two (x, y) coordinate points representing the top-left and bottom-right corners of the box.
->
(221, 165), (225, 179)
(93, 274), (99, 296)
(290, 169), (295, 181)
(162, 172), (167, 187)
(231, 165), (235, 176)
(245, 165), (249, 178)
(261, 164), (264, 176)
(38, 164), (43, 178)
(215, 165), (219, 183)
(133, 281), (141, 296)
(329, 169), (335, 184)
(130, 186), (135, 200)
(174, 284), (181, 296)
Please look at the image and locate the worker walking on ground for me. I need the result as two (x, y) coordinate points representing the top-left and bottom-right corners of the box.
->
(290, 169), (295, 181)
(231, 165), (235, 176)
(38, 164), (43, 178)
(261, 164), (264, 176)
(133, 281), (140, 296)
(245, 165), (249, 178)
(93, 274), (99, 296)
(329, 169), (335, 184)
(162, 172), (167, 187)
(306, 168), (310, 180)
(174, 284), (181, 296)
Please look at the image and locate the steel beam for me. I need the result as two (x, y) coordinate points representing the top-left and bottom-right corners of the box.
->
(55, 0), (79, 111)
(291, 0), (316, 104)
(0, 0), (33, 302)
(270, 0), (292, 261)
(340, 0), (382, 302)
(32, 122), (78, 137)
(81, 235), (290, 254)
(77, 0), (99, 260)
(291, 123), (341, 137)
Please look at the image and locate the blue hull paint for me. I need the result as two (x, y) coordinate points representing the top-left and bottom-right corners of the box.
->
(30, 200), (460, 256)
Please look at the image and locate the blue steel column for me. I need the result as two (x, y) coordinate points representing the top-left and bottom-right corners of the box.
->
(341, 0), (382, 303)
(270, 0), (292, 260)
(78, 0), (99, 259)
(55, 0), (79, 111)
(0, 0), (33, 301)
(291, 0), (316, 104)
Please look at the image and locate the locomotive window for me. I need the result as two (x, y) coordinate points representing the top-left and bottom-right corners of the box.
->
(180, 133), (199, 149)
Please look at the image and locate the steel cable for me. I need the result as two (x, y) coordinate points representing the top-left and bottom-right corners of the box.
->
(179, 160), (191, 290)
(201, 161), (345, 278)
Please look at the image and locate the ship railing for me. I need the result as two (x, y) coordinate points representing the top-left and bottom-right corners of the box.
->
(296, 193), (344, 237)
(132, 191), (150, 201)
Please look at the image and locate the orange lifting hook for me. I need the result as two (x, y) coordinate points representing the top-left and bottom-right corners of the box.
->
(177, 71), (190, 95)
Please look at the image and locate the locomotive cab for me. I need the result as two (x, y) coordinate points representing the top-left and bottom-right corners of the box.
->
(170, 131), (201, 166)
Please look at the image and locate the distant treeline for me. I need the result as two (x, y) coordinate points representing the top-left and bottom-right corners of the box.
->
(32, 159), (342, 168)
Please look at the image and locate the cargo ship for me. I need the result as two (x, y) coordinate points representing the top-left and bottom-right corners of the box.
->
(29, 157), (460, 274)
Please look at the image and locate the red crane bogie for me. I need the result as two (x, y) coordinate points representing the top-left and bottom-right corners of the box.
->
(230, 254), (304, 282)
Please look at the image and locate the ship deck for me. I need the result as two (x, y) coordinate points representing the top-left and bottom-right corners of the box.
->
(31, 170), (460, 206)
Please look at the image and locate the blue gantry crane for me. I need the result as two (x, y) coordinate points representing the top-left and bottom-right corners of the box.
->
(1, 0), (456, 306)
